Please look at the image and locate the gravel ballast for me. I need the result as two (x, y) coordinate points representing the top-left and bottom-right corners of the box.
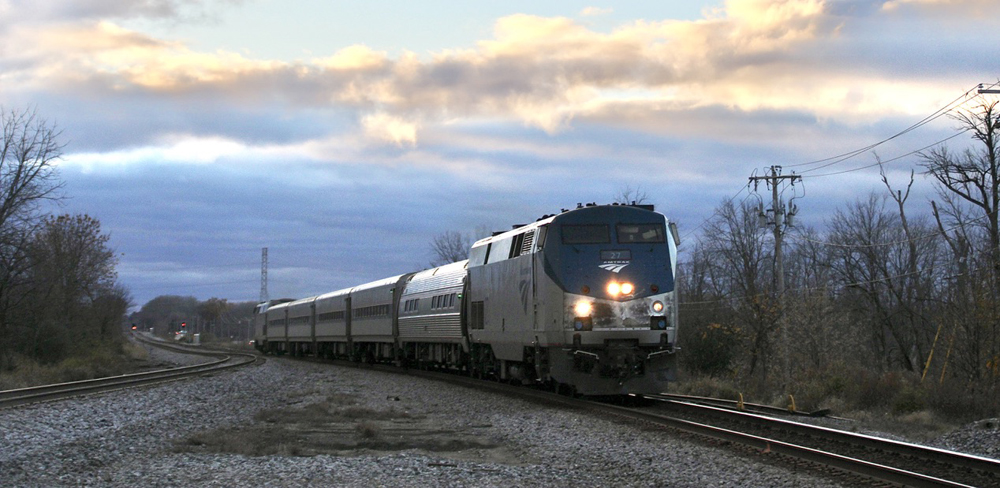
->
(0, 344), (982, 487)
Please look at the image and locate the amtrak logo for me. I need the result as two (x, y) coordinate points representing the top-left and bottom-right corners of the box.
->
(599, 262), (629, 273)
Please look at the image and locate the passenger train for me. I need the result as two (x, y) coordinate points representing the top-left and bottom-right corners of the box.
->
(253, 203), (680, 395)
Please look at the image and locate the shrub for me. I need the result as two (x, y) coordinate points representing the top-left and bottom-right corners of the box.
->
(892, 386), (926, 415)
(680, 322), (738, 378)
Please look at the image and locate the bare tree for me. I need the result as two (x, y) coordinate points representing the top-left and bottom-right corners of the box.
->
(826, 191), (940, 372)
(0, 107), (64, 366)
(921, 100), (1000, 388)
(430, 230), (471, 267)
(0, 107), (64, 231)
(702, 199), (777, 385)
(614, 184), (649, 205)
(922, 100), (1000, 287)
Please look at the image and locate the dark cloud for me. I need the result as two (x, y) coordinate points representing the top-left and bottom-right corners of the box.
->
(4, 0), (246, 23)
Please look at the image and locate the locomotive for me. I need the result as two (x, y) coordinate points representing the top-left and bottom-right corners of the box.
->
(254, 203), (680, 395)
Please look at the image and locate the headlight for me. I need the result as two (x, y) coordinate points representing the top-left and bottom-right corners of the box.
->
(651, 300), (664, 313)
(607, 282), (620, 296)
(574, 300), (593, 317)
(607, 281), (634, 297)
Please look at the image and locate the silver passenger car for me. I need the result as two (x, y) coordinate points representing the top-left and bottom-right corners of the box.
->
(397, 260), (468, 365)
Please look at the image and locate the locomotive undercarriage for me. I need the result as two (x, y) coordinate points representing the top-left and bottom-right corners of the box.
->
(264, 336), (673, 396)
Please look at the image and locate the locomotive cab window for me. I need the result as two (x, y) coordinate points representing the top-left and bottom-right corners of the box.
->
(561, 224), (610, 244)
(616, 223), (666, 243)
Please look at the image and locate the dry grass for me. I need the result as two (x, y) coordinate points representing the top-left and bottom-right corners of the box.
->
(680, 366), (996, 440)
(0, 346), (136, 390)
(176, 426), (302, 456)
(178, 392), (422, 457)
(671, 375), (741, 401)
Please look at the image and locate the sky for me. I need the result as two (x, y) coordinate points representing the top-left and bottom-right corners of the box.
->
(1, 0), (998, 309)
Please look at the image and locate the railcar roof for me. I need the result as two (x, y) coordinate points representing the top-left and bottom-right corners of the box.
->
(350, 274), (406, 292)
(316, 286), (354, 301)
(470, 203), (659, 249)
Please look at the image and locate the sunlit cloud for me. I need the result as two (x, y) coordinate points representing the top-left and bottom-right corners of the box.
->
(4, 0), (996, 159)
(361, 112), (419, 146)
(313, 44), (388, 71)
(63, 134), (251, 169)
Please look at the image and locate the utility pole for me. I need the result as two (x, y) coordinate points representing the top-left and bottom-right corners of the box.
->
(748, 166), (801, 389)
(260, 247), (269, 304)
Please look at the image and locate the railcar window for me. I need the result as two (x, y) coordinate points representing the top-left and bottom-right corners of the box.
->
(561, 224), (610, 244)
(617, 223), (666, 243)
(488, 239), (511, 264)
(509, 233), (525, 258)
(318, 311), (345, 321)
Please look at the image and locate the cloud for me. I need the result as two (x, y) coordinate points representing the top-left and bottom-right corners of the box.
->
(361, 112), (419, 146)
(1, 0), (246, 23)
(580, 7), (613, 17)
(313, 45), (389, 71)
(3, 0), (997, 162)
(882, 0), (994, 13)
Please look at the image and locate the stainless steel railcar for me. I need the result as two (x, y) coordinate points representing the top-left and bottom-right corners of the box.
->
(254, 203), (679, 396)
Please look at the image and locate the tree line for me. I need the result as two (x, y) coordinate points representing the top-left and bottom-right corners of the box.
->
(129, 295), (257, 342)
(678, 101), (1000, 417)
(0, 107), (127, 369)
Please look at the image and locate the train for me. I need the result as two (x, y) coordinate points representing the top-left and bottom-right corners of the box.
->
(253, 202), (680, 396)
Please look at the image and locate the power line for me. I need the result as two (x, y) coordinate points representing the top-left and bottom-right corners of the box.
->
(678, 83), (994, 241)
(786, 83), (991, 172)
(800, 130), (969, 178)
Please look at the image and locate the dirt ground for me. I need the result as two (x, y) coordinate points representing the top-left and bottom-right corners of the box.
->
(173, 390), (535, 466)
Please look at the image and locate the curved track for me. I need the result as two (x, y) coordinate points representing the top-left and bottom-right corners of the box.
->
(0, 334), (261, 409)
(309, 358), (999, 487)
(646, 396), (1000, 487)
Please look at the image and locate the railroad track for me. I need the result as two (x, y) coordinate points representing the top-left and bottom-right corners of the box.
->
(313, 358), (999, 487)
(646, 395), (1000, 488)
(0, 334), (261, 409)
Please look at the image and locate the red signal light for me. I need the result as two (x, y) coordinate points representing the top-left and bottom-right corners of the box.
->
(181, 322), (186, 328)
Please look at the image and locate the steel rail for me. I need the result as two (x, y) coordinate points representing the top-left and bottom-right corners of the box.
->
(650, 396), (1000, 479)
(315, 359), (989, 487)
(604, 401), (979, 488)
(655, 392), (831, 417)
(0, 336), (258, 409)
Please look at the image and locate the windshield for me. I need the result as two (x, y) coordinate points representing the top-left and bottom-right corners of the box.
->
(561, 224), (610, 244)
(617, 223), (666, 243)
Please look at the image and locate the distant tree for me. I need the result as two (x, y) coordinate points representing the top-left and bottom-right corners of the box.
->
(198, 297), (230, 335)
(614, 184), (649, 205)
(132, 295), (200, 335)
(430, 230), (472, 267)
